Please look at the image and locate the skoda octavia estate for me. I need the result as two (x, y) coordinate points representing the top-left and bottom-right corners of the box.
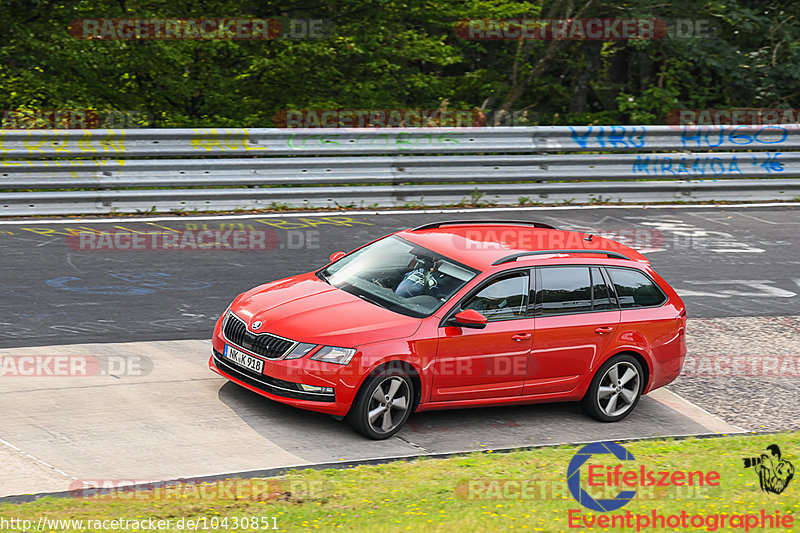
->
(210, 220), (686, 439)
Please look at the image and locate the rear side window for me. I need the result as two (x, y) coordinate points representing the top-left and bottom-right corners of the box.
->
(606, 267), (667, 308)
(538, 266), (592, 315)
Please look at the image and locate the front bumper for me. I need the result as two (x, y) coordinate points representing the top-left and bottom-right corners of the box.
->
(209, 345), (357, 416)
(212, 348), (335, 403)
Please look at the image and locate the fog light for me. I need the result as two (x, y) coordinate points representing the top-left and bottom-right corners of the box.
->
(299, 384), (333, 394)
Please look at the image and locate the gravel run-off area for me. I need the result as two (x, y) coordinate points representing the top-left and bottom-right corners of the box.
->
(667, 315), (800, 432)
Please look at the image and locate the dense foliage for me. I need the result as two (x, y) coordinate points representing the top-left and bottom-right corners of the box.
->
(1, 0), (797, 127)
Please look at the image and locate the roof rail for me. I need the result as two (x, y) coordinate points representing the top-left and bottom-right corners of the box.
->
(412, 220), (556, 231)
(492, 249), (631, 265)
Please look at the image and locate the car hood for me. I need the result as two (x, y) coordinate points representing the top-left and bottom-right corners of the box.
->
(230, 273), (422, 347)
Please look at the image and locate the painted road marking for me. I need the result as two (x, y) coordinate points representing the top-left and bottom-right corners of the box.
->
(1, 215), (374, 239)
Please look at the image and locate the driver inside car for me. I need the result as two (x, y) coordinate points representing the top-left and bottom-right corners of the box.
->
(395, 257), (437, 298)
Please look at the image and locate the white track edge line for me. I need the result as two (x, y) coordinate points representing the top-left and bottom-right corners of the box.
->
(0, 202), (798, 226)
(0, 436), (78, 481)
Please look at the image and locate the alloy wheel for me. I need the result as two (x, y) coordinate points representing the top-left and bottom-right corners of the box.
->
(366, 376), (411, 435)
(596, 361), (640, 417)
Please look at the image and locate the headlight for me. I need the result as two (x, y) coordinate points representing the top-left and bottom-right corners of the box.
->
(310, 346), (356, 365)
(284, 342), (317, 360)
(223, 294), (242, 315)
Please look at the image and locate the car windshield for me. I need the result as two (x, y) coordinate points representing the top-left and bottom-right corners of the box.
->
(318, 236), (479, 318)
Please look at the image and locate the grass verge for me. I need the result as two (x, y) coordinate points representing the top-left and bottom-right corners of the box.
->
(1, 432), (798, 532)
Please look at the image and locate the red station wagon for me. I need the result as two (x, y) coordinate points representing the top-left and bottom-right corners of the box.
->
(210, 220), (687, 439)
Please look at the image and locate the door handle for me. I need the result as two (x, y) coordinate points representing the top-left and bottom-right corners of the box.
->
(511, 333), (532, 341)
(594, 326), (614, 334)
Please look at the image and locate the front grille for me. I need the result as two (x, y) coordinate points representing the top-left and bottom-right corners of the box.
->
(213, 349), (335, 402)
(223, 312), (295, 359)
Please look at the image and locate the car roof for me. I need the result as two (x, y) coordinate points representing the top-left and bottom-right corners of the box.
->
(395, 221), (650, 271)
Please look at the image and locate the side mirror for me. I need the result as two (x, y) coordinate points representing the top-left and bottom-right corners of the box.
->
(329, 251), (346, 262)
(449, 309), (488, 329)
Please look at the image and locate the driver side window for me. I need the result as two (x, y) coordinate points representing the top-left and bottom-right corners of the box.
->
(461, 273), (529, 321)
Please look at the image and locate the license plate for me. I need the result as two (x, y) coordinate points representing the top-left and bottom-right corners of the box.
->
(223, 345), (264, 374)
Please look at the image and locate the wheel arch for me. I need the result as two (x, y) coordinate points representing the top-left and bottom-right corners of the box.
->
(606, 349), (651, 392)
(359, 360), (423, 413)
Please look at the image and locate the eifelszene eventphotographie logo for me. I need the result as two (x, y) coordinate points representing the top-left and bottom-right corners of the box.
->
(567, 441), (720, 512)
(566, 440), (794, 532)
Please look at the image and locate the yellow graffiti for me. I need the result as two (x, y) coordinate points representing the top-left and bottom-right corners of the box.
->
(0, 132), (129, 156)
(112, 225), (171, 235)
(19, 227), (81, 237)
(255, 216), (374, 229)
(219, 222), (257, 230)
(16, 224), (184, 237)
(100, 130), (125, 153)
(50, 130), (70, 154)
(8, 217), (373, 240)
(0, 131), (128, 156)
(145, 222), (183, 233)
(78, 131), (95, 153)
(191, 129), (265, 152)
(242, 129), (266, 151)
(23, 132), (47, 153)
(224, 129), (242, 150)
(191, 129), (225, 151)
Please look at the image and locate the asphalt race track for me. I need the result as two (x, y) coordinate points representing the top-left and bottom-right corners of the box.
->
(1, 205), (799, 347)
(1, 204), (798, 498)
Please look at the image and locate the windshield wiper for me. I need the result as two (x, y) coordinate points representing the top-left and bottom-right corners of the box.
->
(356, 293), (388, 309)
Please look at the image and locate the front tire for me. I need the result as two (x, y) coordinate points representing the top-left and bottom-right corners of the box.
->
(581, 354), (644, 422)
(346, 370), (413, 439)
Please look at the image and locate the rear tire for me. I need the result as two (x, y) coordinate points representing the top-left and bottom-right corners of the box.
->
(581, 354), (644, 422)
(346, 369), (413, 439)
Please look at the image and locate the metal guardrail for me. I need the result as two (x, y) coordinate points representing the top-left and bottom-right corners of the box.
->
(1, 125), (797, 156)
(1, 125), (799, 215)
(1, 153), (797, 188)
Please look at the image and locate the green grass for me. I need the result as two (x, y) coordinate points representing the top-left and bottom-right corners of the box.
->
(2, 432), (799, 532)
